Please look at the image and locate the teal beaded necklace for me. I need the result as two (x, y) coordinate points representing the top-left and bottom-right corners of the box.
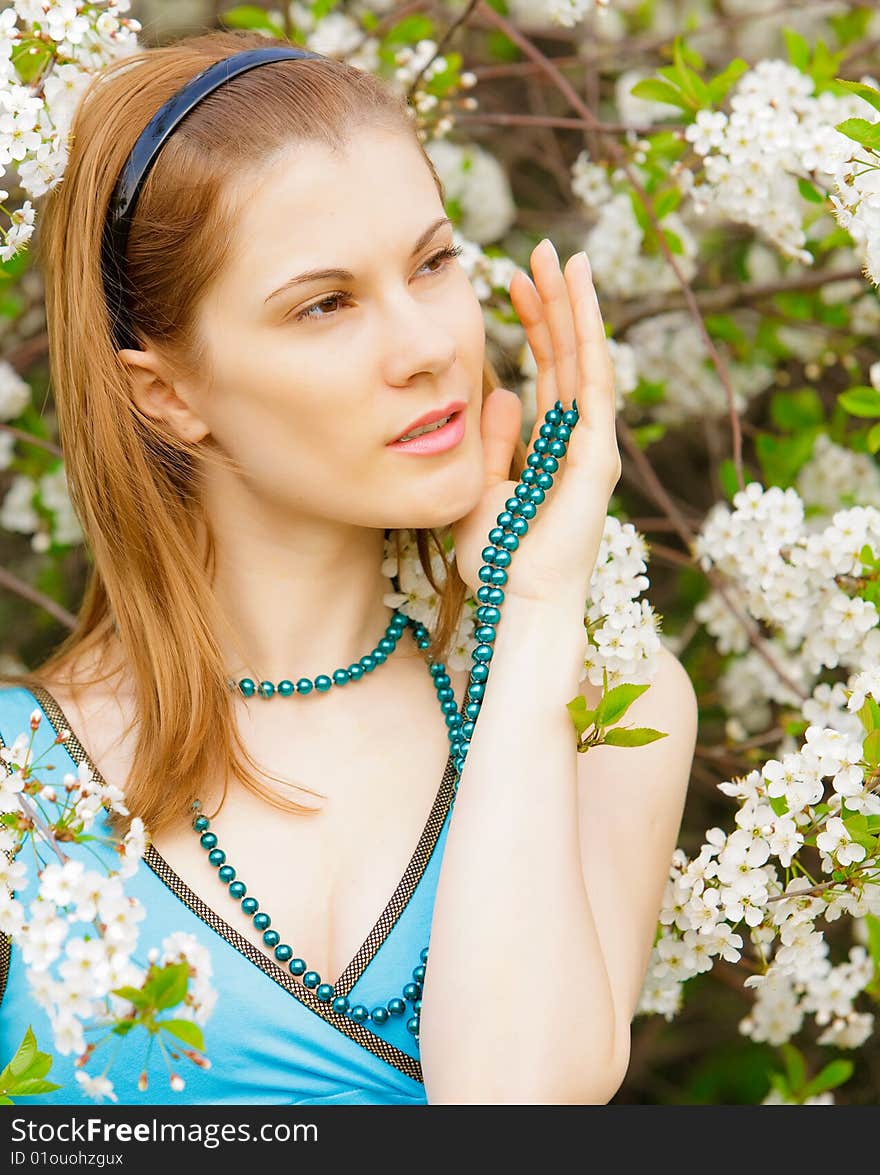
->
(191, 398), (579, 1047)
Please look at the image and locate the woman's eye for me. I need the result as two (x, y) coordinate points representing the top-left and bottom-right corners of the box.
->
(291, 244), (463, 324)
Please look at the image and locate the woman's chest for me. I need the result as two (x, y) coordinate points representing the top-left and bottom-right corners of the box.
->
(51, 657), (469, 986)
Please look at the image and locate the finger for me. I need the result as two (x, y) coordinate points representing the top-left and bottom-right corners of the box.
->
(529, 238), (579, 413)
(479, 386), (522, 488)
(563, 251), (616, 441)
(509, 268), (559, 425)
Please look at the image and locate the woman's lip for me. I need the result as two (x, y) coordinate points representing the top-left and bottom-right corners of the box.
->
(386, 409), (466, 454)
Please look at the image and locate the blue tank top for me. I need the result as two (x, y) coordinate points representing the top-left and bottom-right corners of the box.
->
(0, 682), (463, 1105)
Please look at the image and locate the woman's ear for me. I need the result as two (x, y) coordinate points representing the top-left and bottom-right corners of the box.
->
(116, 347), (211, 444)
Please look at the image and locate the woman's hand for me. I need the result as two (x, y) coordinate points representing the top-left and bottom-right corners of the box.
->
(452, 238), (620, 613)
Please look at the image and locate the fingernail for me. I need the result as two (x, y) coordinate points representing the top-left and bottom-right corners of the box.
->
(575, 250), (591, 276)
(541, 237), (558, 260)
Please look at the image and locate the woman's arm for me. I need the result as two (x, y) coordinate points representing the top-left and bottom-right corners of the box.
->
(421, 590), (696, 1104)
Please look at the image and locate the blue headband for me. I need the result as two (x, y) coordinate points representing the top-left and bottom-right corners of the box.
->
(101, 45), (325, 352)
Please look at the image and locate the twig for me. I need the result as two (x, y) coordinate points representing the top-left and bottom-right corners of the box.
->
(0, 563), (77, 630)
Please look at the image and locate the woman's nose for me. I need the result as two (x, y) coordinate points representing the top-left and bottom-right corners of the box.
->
(380, 290), (458, 382)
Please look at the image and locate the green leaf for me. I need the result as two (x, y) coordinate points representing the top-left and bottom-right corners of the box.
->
(486, 30), (519, 62)
(706, 58), (748, 105)
(566, 697), (597, 735)
(867, 422), (880, 454)
(770, 387), (825, 431)
(828, 7), (872, 47)
(768, 793), (789, 817)
(111, 985), (150, 1009)
(797, 177), (826, 204)
(754, 431), (816, 488)
(219, 5), (286, 36)
(8, 1026), (37, 1077)
(718, 458), (741, 501)
(602, 726), (668, 747)
(630, 78), (693, 112)
(661, 228), (684, 255)
(148, 961), (190, 1012)
(803, 1058), (854, 1099)
(863, 728), (880, 768)
(858, 695), (880, 730)
(11, 37), (53, 85)
(865, 914), (880, 974)
(835, 117), (880, 152)
(654, 188), (682, 220)
(595, 682), (650, 727)
(160, 1019), (205, 1052)
(834, 78), (880, 116)
(631, 423), (667, 449)
(838, 385), (880, 417)
(780, 1042), (807, 1092)
(4, 1077), (62, 1097)
(782, 28), (811, 71)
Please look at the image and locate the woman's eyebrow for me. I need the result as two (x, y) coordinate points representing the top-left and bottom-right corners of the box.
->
(263, 215), (453, 304)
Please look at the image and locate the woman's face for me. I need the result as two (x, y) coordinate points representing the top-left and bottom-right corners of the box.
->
(180, 125), (488, 531)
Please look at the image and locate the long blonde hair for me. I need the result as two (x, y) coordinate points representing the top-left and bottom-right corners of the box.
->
(0, 28), (526, 837)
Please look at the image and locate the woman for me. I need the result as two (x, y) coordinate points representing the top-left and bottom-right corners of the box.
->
(0, 28), (698, 1105)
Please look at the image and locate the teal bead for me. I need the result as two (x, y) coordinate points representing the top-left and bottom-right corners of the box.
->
(474, 624), (496, 642)
(473, 644), (494, 663)
(274, 944), (293, 963)
(229, 881), (246, 899)
(302, 971), (320, 989)
(403, 982), (421, 1002)
(563, 406), (578, 426)
(414, 999), (422, 1012)
(295, 678), (313, 694)
(258, 680), (275, 698)
(253, 912), (271, 931)
(241, 897), (259, 915)
(534, 436), (549, 453)
(541, 455), (559, 473)
(420, 947), (429, 963)
(405, 1016), (420, 1037)
(263, 929), (280, 948)
(387, 998), (406, 1016)
(370, 1007), (389, 1024)
(289, 958), (307, 976)
(493, 549), (511, 568)
(193, 815), (209, 833)
(207, 848), (225, 867)
(549, 440), (566, 457)
(372, 650), (387, 665)
(315, 675), (332, 692)
(413, 964), (426, 984)
(199, 832), (217, 850)
(316, 984), (335, 1002)
(360, 654), (376, 671)
(511, 517), (528, 536)
(347, 664), (365, 681)
(278, 679), (295, 696)
(218, 865), (235, 883)
(350, 1005), (369, 1022)
(332, 669), (350, 686)
(238, 678), (256, 697)
(537, 472), (554, 490)
(332, 996), (350, 1015)
(377, 636), (396, 653)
